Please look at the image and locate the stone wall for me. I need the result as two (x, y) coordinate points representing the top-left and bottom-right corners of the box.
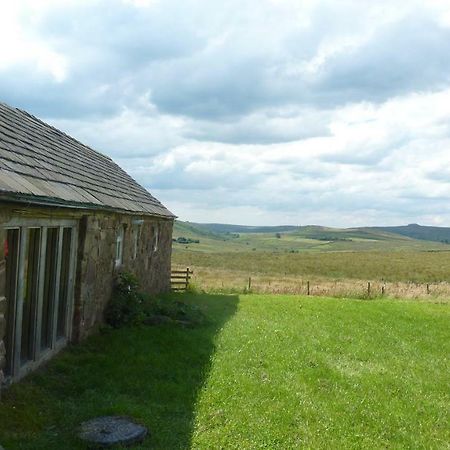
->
(0, 204), (174, 384)
(73, 212), (173, 340)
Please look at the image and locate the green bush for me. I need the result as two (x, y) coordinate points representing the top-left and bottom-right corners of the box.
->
(104, 272), (145, 328)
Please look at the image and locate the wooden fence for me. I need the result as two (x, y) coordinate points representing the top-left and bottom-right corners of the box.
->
(171, 268), (193, 292)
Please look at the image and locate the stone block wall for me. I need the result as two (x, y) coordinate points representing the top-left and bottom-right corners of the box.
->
(74, 212), (173, 340)
(0, 204), (174, 384)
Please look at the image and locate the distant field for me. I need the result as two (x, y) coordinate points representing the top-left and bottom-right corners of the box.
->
(173, 250), (450, 284)
(173, 221), (450, 254)
(172, 221), (450, 296)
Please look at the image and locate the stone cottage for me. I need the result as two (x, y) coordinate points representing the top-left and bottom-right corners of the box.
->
(0, 102), (175, 386)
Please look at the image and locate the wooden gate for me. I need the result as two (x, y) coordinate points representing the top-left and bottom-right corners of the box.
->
(171, 268), (193, 292)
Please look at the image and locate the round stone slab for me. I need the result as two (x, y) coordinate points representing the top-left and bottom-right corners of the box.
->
(79, 416), (148, 447)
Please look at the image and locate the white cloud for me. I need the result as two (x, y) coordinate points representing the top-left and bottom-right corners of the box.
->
(0, 1), (68, 81)
(122, 0), (159, 7)
(114, 88), (450, 225)
(1, 0), (450, 226)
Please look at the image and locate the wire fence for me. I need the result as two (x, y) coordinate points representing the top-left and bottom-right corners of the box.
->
(173, 266), (450, 300)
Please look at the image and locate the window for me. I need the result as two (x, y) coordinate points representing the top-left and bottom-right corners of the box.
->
(153, 224), (159, 252)
(41, 227), (59, 352)
(57, 228), (73, 339)
(133, 225), (141, 260)
(3, 219), (77, 380)
(115, 225), (124, 267)
(21, 228), (41, 364)
(5, 228), (20, 376)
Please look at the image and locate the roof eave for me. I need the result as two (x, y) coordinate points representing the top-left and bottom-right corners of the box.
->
(0, 191), (177, 220)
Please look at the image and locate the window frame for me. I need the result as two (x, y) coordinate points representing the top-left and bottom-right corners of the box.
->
(115, 225), (125, 267)
(153, 224), (159, 252)
(132, 224), (141, 260)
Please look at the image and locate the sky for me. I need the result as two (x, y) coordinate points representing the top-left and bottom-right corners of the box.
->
(1, 0), (450, 227)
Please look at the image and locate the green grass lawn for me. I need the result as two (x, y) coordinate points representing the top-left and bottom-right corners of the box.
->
(0, 294), (448, 449)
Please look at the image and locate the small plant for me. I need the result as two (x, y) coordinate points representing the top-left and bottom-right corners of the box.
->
(104, 272), (145, 328)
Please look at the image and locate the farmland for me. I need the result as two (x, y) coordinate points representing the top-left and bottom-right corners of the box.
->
(172, 221), (450, 254)
(172, 221), (450, 297)
(0, 294), (448, 449)
(173, 249), (450, 284)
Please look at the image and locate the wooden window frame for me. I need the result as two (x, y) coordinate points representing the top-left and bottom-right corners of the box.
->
(132, 224), (141, 260)
(153, 224), (159, 252)
(2, 218), (78, 382)
(115, 225), (125, 268)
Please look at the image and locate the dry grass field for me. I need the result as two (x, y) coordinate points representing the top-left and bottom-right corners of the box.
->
(172, 221), (450, 299)
(173, 250), (450, 300)
(173, 250), (450, 283)
(175, 265), (450, 300)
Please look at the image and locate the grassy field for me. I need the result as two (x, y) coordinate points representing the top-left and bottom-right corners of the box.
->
(0, 294), (448, 449)
(173, 250), (450, 283)
(176, 266), (450, 299)
(173, 222), (450, 254)
(172, 221), (450, 295)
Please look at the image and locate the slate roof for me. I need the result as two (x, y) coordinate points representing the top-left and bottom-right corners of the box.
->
(0, 102), (175, 218)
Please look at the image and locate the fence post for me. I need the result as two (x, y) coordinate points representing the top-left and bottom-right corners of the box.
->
(307, 281), (310, 296)
(367, 282), (371, 297)
(248, 277), (252, 291)
(426, 283), (430, 295)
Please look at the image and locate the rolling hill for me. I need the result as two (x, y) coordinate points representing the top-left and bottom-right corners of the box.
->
(173, 221), (450, 253)
(369, 224), (450, 243)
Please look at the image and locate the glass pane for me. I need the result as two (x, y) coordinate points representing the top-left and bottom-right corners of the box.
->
(115, 226), (124, 266)
(41, 227), (59, 351)
(5, 229), (20, 375)
(57, 228), (72, 339)
(20, 228), (41, 365)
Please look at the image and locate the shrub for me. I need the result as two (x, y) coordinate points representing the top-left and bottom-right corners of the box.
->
(105, 272), (206, 328)
(104, 272), (145, 328)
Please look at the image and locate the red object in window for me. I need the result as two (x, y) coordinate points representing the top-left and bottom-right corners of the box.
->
(4, 238), (8, 258)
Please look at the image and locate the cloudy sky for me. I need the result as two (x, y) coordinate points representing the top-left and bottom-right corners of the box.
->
(1, 0), (450, 226)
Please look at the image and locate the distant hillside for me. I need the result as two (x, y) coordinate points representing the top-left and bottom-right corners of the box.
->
(174, 221), (221, 238)
(186, 223), (298, 234)
(369, 224), (450, 244)
(172, 221), (449, 253)
(178, 222), (450, 242)
(287, 225), (412, 242)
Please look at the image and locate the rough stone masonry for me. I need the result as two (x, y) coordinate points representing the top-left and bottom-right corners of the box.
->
(0, 205), (173, 386)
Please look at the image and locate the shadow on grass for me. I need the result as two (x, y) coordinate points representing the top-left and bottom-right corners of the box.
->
(0, 293), (239, 450)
